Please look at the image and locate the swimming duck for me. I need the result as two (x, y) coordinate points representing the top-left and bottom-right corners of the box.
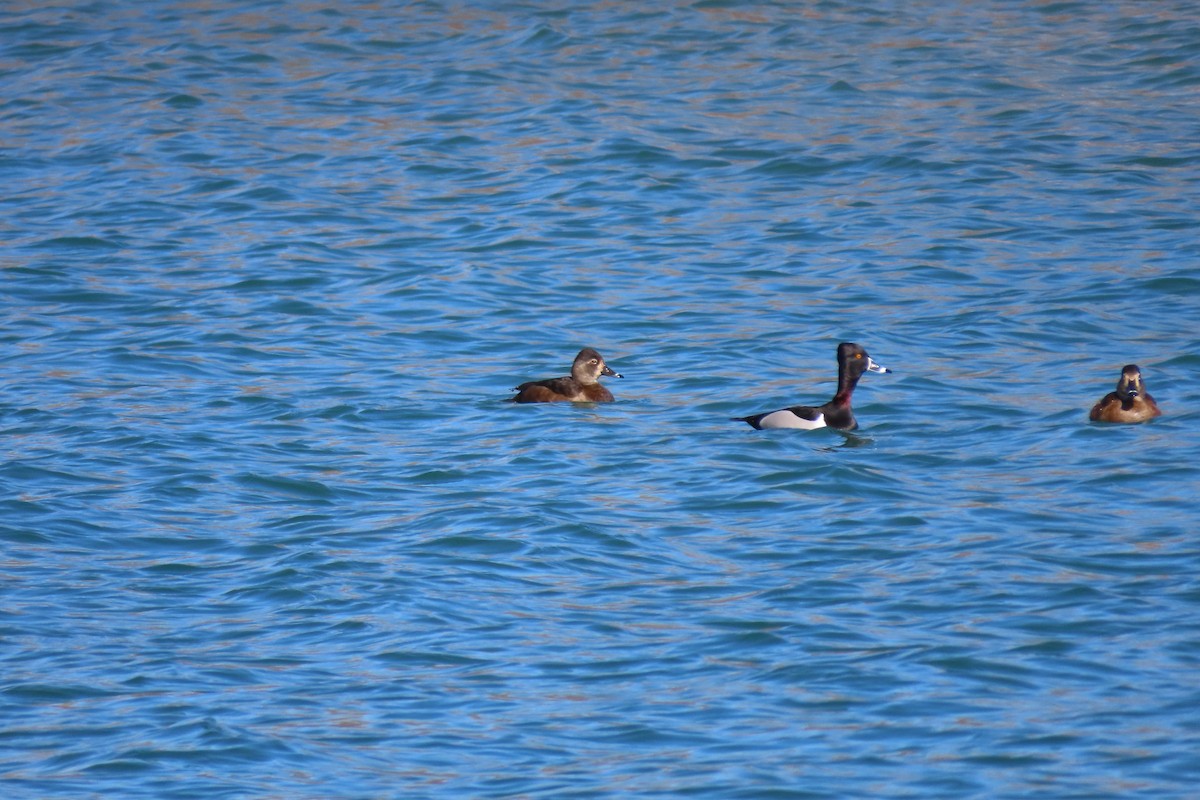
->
(511, 347), (622, 403)
(1088, 364), (1161, 423)
(733, 342), (891, 430)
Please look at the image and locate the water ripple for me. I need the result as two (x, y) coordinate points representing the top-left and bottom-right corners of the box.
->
(3, 1), (1200, 798)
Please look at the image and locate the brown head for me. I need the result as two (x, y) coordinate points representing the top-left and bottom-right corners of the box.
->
(1114, 364), (1145, 402)
(570, 348), (621, 386)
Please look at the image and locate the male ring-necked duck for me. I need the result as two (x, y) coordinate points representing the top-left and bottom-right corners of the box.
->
(733, 342), (891, 431)
(1088, 364), (1161, 423)
(511, 347), (622, 403)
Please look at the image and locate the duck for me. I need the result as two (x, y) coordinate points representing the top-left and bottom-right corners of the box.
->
(733, 342), (891, 430)
(1088, 364), (1161, 423)
(511, 347), (622, 403)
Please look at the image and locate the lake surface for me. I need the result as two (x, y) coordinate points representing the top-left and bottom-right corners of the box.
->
(3, 1), (1199, 797)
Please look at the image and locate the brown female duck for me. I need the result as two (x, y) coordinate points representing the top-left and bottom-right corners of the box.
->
(1089, 364), (1161, 423)
(511, 347), (622, 403)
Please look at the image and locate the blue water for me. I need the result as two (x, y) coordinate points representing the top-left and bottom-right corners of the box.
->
(3, 1), (1200, 797)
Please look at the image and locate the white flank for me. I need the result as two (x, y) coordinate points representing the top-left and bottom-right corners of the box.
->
(757, 409), (826, 430)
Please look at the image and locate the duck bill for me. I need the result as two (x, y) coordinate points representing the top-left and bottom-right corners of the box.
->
(866, 357), (891, 374)
(602, 365), (622, 379)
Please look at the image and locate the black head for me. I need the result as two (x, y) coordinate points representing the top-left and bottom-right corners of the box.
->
(837, 342), (891, 378)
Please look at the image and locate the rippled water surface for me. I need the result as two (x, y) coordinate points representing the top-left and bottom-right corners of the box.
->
(3, 1), (1200, 797)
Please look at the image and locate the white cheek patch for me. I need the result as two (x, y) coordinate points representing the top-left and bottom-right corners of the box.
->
(757, 409), (826, 430)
